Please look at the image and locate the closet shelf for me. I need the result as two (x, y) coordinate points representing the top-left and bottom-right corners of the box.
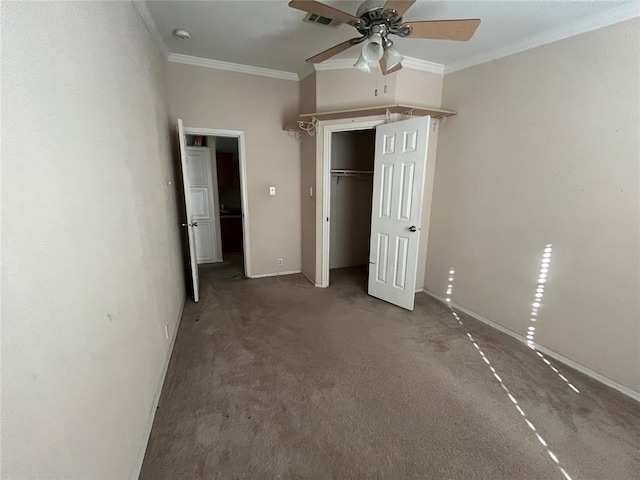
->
(284, 104), (457, 131)
(331, 169), (373, 177)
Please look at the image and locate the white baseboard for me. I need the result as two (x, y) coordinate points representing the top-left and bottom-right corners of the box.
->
(248, 270), (301, 279)
(422, 289), (640, 403)
(132, 294), (186, 480)
(301, 270), (323, 287)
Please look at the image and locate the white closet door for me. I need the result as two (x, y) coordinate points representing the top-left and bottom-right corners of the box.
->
(186, 147), (218, 264)
(177, 120), (199, 303)
(368, 116), (431, 311)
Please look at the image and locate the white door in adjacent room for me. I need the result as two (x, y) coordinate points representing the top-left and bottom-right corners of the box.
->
(186, 147), (219, 264)
(177, 119), (200, 303)
(368, 116), (431, 311)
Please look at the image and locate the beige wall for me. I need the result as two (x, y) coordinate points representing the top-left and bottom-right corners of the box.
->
(299, 72), (317, 114)
(396, 69), (443, 108)
(1, 1), (185, 477)
(316, 69), (397, 111)
(315, 67), (443, 112)
(300, 133), (317, 282)
(300, 74), (318, 282)
(415, 127), (439, 292)
(166, 63), (301, 276)
(426, 19), (640, 392)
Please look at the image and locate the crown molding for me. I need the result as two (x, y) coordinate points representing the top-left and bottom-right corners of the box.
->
(131, 0), (169, 58)
(298, 63), (317, 80)
(313, 58), (357, 71)
(445, 2), (640, 74)
(167, 53), (300, 81)
(314, 56), (444, 75)
(401, 57), (445, 75)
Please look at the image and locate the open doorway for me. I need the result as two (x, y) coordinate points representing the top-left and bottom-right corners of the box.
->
(327, 129), (376, 291)
(181, 128), (250, 285)
(321, 120), (384, 289)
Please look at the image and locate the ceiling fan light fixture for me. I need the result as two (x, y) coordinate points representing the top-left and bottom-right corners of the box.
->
(362, 37), (384, 63)
(383, 44), (403, 69)
(291, 0), (481, 72)
(354, 52), (372, 73)
(369, 32), (384, 45)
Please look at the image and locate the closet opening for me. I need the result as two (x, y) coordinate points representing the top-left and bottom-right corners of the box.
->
(327, 128), (376, 289)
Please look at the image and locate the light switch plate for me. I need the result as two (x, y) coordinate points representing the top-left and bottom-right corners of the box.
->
(269, 186), (276, 196)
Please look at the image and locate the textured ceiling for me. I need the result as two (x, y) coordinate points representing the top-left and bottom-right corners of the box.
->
(144, 0), (636, 74)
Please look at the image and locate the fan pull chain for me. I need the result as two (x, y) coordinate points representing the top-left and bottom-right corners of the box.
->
(374, 69), (378, 96)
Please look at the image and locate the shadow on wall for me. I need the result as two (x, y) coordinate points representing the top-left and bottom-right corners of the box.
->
(167, 123), (192, 295)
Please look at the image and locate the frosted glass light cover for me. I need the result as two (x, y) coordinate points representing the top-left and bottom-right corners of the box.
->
(383, 45), (403, 69)
(354, 52), (371, 73)
(362, 41), (384, 63)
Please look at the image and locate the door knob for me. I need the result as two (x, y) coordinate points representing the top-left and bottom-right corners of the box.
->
(181, 222), (199, 227)
(408, 226), (417, 232)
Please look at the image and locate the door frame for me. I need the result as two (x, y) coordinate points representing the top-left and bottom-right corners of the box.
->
(183, 126), (252, 277)
(321, 119), (386, 288)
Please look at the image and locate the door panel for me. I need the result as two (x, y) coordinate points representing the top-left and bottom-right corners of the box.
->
(190, 187), (210, 218)
(194, 220), (215, 262)
(368, 116), (431, 310)
(393, 236), (409, 289)
(398, 162), (415, 220)
(187, 154), (209, 184)
(375, 233), (389, 283)
(379, 164), (393, 218)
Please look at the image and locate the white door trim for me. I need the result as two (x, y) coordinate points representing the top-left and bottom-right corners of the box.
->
(321, 119), (385, 288)
(183, 127), (252, 277)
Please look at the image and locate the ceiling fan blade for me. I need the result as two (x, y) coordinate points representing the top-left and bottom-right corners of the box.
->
(289, 0), (360, 26)
(405, 19), (481, 41)
(306, 37), (360, 63)
(383, 0), (416, 17)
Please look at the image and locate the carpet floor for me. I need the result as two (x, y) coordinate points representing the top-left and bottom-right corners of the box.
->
(140, 267), (639, 479)
(199, 253), (245, 280)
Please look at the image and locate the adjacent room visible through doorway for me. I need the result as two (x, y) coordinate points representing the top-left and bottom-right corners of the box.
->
(183, 131), (247, 281)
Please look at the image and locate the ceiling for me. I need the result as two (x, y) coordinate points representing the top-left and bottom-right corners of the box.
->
(143, 0), (637, 75)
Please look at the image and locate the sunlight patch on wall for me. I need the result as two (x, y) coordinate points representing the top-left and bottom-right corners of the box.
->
(526, 245), (580, 394)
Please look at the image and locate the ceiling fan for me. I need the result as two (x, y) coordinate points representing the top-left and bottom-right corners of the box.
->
(289, 0), (481, 75)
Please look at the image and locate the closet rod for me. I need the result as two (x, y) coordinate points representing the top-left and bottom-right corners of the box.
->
(331, 170), (373, 176)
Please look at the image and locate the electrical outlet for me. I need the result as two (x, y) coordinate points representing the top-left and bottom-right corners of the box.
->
(164, 324), (169, 340)
(277, 258), (283, 266)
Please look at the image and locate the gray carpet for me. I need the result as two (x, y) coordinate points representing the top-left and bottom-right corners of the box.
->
(198, 253), (244, 280)
(140, 267), (639, 479)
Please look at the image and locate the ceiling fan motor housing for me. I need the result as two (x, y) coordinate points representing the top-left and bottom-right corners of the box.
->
(355, 0), (412, 39)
